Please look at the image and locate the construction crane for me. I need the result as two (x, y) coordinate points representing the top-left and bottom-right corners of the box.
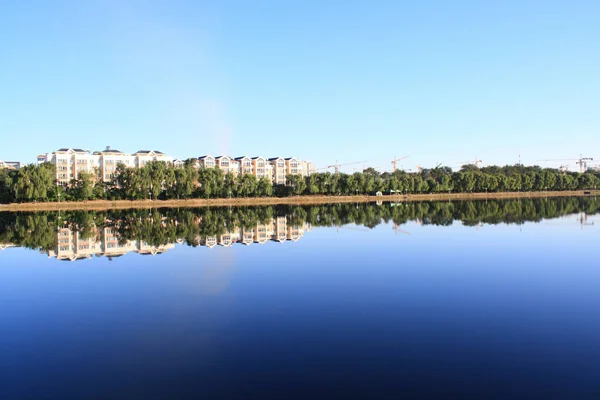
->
(460, 157), (483, 168)
(337, 225), (370, 234)
(391, 155), (409, 172)
(393, 223), (411, 235)
(327, 160), (368, 173)
(536, 154), (594, 172)
(576, 155), (594, 173)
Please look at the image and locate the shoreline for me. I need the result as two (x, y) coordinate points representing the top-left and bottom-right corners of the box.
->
(0, 190), (598, 212)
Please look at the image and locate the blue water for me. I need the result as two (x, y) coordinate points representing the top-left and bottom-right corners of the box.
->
(0, 201), (599, 399)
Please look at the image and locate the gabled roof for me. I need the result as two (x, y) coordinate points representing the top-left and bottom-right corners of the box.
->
(251, 156), (265, 160)
(135, 150), (165, 155)
(284, 157), (298, 161)
(56, 148), (87, 153)
(198, 155), (214, 160)
(234, 156), (251, 160)
(215, 155), (230, 160)
(268, 157), (284, 161)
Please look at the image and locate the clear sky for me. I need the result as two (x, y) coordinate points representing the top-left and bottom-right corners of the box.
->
(1, 0), (599, 172)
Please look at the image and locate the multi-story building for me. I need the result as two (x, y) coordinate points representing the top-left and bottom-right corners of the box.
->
(235, 156), (253, 175)
(192, 154), (313, 184)
(0, 160), (21, 170)
(252, 157), (269, 180)
(93, 147), (132, 183)
(38, 148), (99, 185)
(268, 157), (287, 185)
(298, 160), (316, 177)
(196, 155), (216, 169)
(215, 156), (234, 175)
(133, 150), (173, 168)
(38, 147), (174, 185)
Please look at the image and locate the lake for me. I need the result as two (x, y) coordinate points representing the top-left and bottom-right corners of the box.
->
(1, 197), (599, 399)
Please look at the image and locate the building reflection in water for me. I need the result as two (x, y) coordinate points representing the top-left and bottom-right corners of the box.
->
(2, 197), (599, 261)
(45, 217), (311, 261)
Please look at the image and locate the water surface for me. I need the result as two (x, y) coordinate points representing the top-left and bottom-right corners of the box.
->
(1, 198), (599, 399)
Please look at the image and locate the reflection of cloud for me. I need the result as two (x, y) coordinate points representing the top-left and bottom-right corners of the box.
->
(196, 249), (236, 295)
(169, 249), (236, 296)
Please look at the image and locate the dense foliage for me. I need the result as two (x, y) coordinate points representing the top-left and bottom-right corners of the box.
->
(1, 197), (598, 251)
(1, 161), (599, 203)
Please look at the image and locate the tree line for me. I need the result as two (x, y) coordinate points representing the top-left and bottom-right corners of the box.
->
(2, 197), (598, 251)
(1, 161), (599, 203)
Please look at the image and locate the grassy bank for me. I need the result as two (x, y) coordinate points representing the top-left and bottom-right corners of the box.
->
(0, 190), (598, 212)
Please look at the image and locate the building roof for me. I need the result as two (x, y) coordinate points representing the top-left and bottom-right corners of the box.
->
(251, 156), (265, 160)
(94, 150), (124, 155)
(198, 155), (214, 160)
(95, 146), (124, 154)
(56, 148), (88, 153)
(135, 150), (165, 155)
(0, 161), (21, 169)
(268, 157), (284, 161)
(215, 155), (230, 160)
(234, 156), (251, 160)
(284, 157), (297, 161)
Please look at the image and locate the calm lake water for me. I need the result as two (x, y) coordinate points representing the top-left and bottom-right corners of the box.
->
(1, 197), (599, 399)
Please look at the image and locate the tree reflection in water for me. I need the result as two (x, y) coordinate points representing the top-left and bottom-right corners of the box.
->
(0, 196), (598, 260)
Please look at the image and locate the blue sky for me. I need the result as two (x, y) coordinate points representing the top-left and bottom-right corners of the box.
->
(1, 0), (599, 172)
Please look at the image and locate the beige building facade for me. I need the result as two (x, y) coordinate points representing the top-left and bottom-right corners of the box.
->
(38, 147), (174, 185)
(192, 154), (314, 185)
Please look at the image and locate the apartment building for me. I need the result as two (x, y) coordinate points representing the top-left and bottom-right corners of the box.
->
(0, 160), (21, 170)
(133, 150), (173, 168)
(192, 154), (312, 184)
(298, 160), (316, 177)
(38, 147), (174, 185)
(252, 157), (270, 180)
(235, 156), (253, 175)
(215, 156), (236, 175)
(268, 157), (287, 185)
(38, 148), (97, 185)
(196, 155), (216, 169)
